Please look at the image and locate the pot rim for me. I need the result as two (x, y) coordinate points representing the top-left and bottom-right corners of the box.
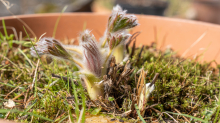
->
(0, 13), (220, 29)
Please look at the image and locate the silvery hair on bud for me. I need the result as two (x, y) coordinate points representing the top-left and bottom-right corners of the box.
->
(30, 37), (71, 60)
(30, 37), (55, 57)
(80, 30), (104, 77)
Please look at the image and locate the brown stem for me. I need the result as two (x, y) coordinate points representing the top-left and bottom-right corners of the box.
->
(126, 31), (141, 53)
(149, 73), (159, 87)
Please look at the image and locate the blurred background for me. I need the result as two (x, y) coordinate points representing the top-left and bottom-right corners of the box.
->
(1, 0), (220, 24)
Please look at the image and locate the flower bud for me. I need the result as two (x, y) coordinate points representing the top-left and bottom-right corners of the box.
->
(30, 37), (72, 60)
(81, 30), (103, 77)
(107, 33), (131, 50)
(108, 5), (139, 33)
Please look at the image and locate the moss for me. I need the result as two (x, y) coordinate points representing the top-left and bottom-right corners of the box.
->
(0, 31), (220, 122)
(129, 45), (220, 121)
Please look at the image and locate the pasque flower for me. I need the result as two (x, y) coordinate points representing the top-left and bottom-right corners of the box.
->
(30, 5), (139, 100)
(101, 5), (139, 63)
(30, 37), (84, 68)
(107, 5), (139, 33)
(30, 37), (73, 59)
(106, 31), (131, 63)
(107, 32), (131, 50)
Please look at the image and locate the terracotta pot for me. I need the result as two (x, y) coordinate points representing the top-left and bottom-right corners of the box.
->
(0, 119), (16, 123)
(0, 13), (220, 65)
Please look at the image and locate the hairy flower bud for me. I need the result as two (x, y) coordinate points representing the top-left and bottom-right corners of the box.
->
(30, 37), (72, 60)
(107, 5), (139, 33)
(81, 30), (103, 77)
(80, 30), (94, 43)
(107, 33), (131, 50)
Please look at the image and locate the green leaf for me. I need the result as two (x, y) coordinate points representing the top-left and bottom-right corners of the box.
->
(108, 97), (114, 101)
(2, 19), (8, 39)
(91, 107), (102, 115)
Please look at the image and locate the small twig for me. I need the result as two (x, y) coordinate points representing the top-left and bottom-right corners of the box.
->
(144, 103), (158, 110)
(159, 112), (178, 123)
(113, 99), (120, 109)
(4, 109), (12, 120)
(4, 86), (19, 99)
(138, 46), (144, 58)
(126, 31), (141, 53)
(174, 108), (190, 123)
(98, 97), (108, 108)
(150, 107), (162, 114)
(129, 40), (136, 58)
(88, 98), (98, 107)
(24, 95), (34, 108)
(135, 45), (144, 65)
(149, 73), (159, 87)
(12, 92), (25, 100)
(126, 32), (141, 47)
(23, 87), (30, 106)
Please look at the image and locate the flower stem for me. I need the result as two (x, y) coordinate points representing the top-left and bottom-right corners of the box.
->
(101, 38), (107, 48)
(83, 74), (103, 100)
(69, 58), (84, 69)
(113, 44), (124, 63)
(105, 50), (112, 64)
(65, 47), (82, 55)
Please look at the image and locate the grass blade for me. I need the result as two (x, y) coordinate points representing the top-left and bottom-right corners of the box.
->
(135, 104), (146, 123)
(68, 105), (75, 123)
(0, 65), (9, 70)
(0, 109), (53, 122)
(166, 111), (208, 123)
(53, 5), (68, 38)
(80, 87), (86, 123)
(58, 115), (68, 123)
(71, 80), (79, 121)
(2, 19), (8, 39)
(18, 48), (34, 68)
